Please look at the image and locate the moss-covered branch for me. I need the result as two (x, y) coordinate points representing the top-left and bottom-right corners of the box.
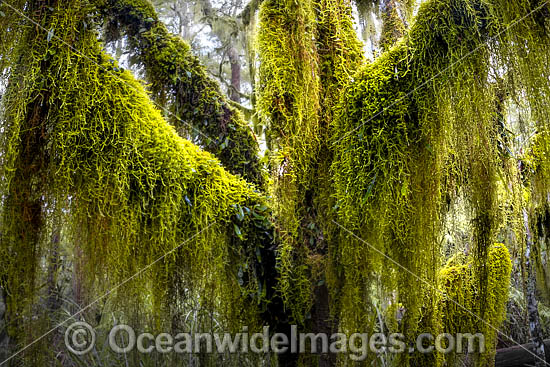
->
(93, 0), (265, 187)
(331, 0), (549, 364)
(0, 2), (272, 357)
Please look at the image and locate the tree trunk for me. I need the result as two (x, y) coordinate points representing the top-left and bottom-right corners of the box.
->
(228, 46), (241, 103)
(46, 227), (61, 312)
(496, 339), (550, 367)
(311, 283), (337, 367)
(0, 287), (8, 361)
(523, 209), (547, 367)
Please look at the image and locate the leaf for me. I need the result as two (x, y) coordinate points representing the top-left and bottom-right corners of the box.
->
(0, 11), (5, 17)
(233, 224), (243, 240)
(47, 29), (54, 42)
(220, 136), (230, 150)
(220, 139), (227, 150)
(252, 211), (265, 220)
(256, 204), (268, 212)
(235, 204), (245, 221)
(361, 171), (378, 205)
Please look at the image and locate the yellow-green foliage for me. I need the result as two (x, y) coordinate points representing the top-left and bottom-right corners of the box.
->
(0, 0), (271, 349)
(257, 0), (365, 325)
(0, 0), (26, 74)
(316, 0), (364, 122)
(331, 0), (550, 363)
(438, 245), (512, 366)
(257, 0), (321, 187)
(379, 0), (405, 51)
(94, 0), (265, 187)
(257, 0), (323, 323)
(523, 132), (550, 306)
(315, 0), (365, 328)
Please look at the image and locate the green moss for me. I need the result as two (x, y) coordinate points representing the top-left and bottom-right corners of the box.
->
(257, 0), (365, 327)
(93, 0), (266, 187)
(331, 0), (550, 363)
(380, 0), (405, 51)
(0, 1), (271, 355)
(257, 0), (323, 324)
(438, 244), (512, 366)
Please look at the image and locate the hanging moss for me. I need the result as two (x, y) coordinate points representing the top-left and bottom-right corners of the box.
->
(379, 0), (406, 51)
(438, 244), (512, 366)
(522, 130), (550, 306)
(0, 0), (27, 75)
(2, 0), (550, 365)
(331, 41), (438, 349)
(315, 0), (365, 335)
(0, 1), (272, 360)
(257, 0), (323, 324)
(257, 0), (365, 332)
(331, 0), (550, 364)
(92, 0), (266, 187)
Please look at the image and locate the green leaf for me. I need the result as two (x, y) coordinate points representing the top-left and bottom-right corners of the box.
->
(256, 204), (268, 212)
(361, 171), (378, 205)
(233, 224), (243, 240)
(252, 211), (265, 220)
(235, 204), (245, 221)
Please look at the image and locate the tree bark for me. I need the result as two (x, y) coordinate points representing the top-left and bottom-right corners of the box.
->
(311, 283), (337, 367)
(523, 209), (547, 367)
(228, 46), (241, 103)
(496, 339), (550, 367)
(0, 287), (8, 361)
